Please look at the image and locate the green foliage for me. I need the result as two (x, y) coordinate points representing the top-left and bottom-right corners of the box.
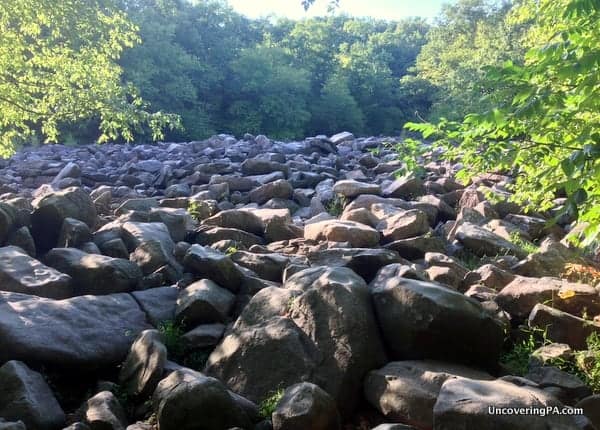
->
(188, 200), (203, 222)
(310, 74), (364, 135)
(158, 319), (211, 370)
(226, 46), (311, 139)
(0, 0), (178, 155)
(407, 0), (600, 246)
(158, 320), (186, 360)
(500, 327), (546, 376)
(325, 194), (347, 216)
(578, 332), (600, 393)
(391, 138), (427, 177)
(500, 327), (600, 393)
(258, 389), (284, 418)
(509, 231), (539, 254)
(413, 0), (530, 121)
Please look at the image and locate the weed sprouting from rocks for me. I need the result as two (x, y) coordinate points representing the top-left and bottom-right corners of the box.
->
(258, 388), (284, 418)
(325, 194), (347, 217)
(158, 320), (186, 361)
(509, 231), (539, 254)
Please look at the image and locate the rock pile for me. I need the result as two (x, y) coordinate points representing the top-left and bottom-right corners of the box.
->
(0, 132), (598, 429)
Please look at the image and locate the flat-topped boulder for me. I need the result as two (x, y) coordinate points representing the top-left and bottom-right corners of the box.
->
(333, 179), (381, 197)
(0, 291), (151, 370)
(0, 246), (73, 299)
(304, 219), (380, 248)
(44, 248), (141, 295)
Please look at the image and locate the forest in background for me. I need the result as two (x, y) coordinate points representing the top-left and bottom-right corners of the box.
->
(0, 0), (532, 145)
(2, 0), (599, 241)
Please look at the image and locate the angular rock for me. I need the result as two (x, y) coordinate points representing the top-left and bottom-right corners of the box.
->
(122, 222), (175, 255)
(333, 180), (380, 198)
(433, 377), (588, 429)
(176, 279), (235, 326)
(249, 179), (294, 205)
(31, 187), (96, 253)
(383, 176), (425, 199)
(0, 246), (73, 299)
(153, 369), (253, 430)
(377, 210), (430, 243)
(203, 209), (265, 235)
(119, 330), (167, 399)
(528, 304), (600, 349)
(44, 248), (141, 295)
(364, 360), (492, 429)
(131, 287), (178, 327)
(205, 317), (320, 404)
(304, 220), (380, 248)
(0, 291), (151, 369)
(371, 277), (504, 366)
(183, 245), (244, 292)
(83, 391), (127, 430)
(456, 222), (527, 258)
(272, 382), (341, 430)
(286, 267), (388, 415)
(0, 360), (65, 430)
(496, 276), (600, 320)
(230, 251), (290, 282)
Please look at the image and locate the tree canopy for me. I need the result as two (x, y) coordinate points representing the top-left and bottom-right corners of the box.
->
(407, 0), (600, 244)
(0, 0), (178, 156)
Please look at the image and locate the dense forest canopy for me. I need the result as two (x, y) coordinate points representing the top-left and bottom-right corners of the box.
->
(1, 0), (527, 146)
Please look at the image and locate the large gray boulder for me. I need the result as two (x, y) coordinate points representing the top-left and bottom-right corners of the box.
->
(0, 246), (73, 299)
(131, 287), (178, 327)
(202, 209), (265, 235)
(433, 377), (592, 429)
(272, 382), (341, 430)
(0, 360), (65, 430)
(121, 222), (175, 255)
(456, 222), (527, 258)
(304, 220), (380, 248)
(286, 267), (387, 415)
(31, 187), (96, 253)
(496, 276), (600, 320)
(0, 291), (151, 370)
(44, 248), (141, 295)
(333, 179), (380, 198)
(364, 360), (492, 429)
(83, 391), (127, 430)
(118, 330), (167, 399)
(377, 209), (430, 243)
(205, 317), (321, 404)
(175, 279), (235, 326)
(152, 369), (253, 430)
(182, 245), (244, 293)
(371, 277), (504, 366)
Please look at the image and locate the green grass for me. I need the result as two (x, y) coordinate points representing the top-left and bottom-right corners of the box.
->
(259, 389), (285, 418)
(509, 231), (539, 254)
(499, 327), (547, 376)
(158, 320), (186, 360)
(454, 250), (484, 271)
(500, 327), (600, 393)
(158, 320), (212, 371)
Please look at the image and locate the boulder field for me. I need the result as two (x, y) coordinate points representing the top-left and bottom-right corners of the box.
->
(0, 132), (598, 429)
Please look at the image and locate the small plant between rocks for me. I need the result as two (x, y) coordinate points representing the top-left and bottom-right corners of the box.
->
(509, 231), (539, 254)
(500, 327), (600, 394)
(325, 194), (347, 217)
(258, 388), (284, 418)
